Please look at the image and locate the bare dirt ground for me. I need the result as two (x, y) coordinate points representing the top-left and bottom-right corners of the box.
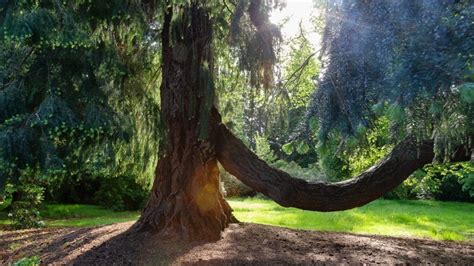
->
(1, 222), (473, 265)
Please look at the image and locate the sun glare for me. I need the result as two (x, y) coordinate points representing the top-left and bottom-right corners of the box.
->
(270, 0), (322, 50)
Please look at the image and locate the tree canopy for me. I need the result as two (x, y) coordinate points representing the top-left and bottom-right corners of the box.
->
(0, 0), (161, 192)
(310, 0), (473, 161)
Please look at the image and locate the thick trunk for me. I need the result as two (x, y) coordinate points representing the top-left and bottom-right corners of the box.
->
(137, 137), (233, 240)
(135, 4), (233, 240)
(212, 111), (471, 211)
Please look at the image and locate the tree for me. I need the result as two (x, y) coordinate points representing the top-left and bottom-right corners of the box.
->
(135, 0), (472, 240)
(2, 0), (472, 240)
(0, 0), (160, 217)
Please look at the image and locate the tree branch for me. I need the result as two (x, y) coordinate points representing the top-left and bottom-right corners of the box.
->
(211, 109), (471, 211)
(281, 51), (317, 90)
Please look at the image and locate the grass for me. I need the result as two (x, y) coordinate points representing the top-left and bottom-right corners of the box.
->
(229, 198), (474, 242)
(1, 198), (473, 242)
(0, 204), (140, 227)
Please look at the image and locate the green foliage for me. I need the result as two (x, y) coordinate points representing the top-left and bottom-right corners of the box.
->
(0, 182), (14, 211)
(255, 136), (321, 182)
(345, 116), (393, 176)
(460, 172), (474, 198)
(272, 160), (321, 182)
(214, 28), (248, 143)
(217, 16), (320, 152)
(385, 162), (474, 202)
(296, 142), (310, 155)
(281, 142), (294, 155)
(13, 256), (40, 266)
(8, 167), (45, 229)
(220, 168), (255, 198)
(410, 162), (473, 202)
(282, 26), (319, 108)
(0, 1), (161, 210)
(255, 135), (277, 163)
(310, 0), (473, 160)
(459, 82), (474, 104)
(93, 175), (148, 211)
(384, 179), (418, 200)
(315, 132), (350, 182)
(0, 203), (139, 227)
(229, 0), (284, 89)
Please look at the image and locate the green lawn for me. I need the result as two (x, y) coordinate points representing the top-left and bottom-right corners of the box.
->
(0, 204), (140, 227)
(229, 198), (474, 242)
(1, 198), (473, 242)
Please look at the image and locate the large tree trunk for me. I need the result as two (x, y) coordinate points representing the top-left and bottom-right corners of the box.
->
(135, 5), (233, 240)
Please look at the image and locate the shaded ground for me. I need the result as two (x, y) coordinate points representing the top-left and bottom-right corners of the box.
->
(1, 222), (473, 265)
(2, 199), (473, 241)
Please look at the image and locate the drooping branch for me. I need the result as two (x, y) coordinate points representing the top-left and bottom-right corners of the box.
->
(212, 110), (471, 211)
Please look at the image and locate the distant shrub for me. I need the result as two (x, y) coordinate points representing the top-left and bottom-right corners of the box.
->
(384, 174), (418, 200)
(0, 182), (14, 211)
(414, 162), (473, 202)
(386, 162), (473, 202)
(220, 167), (255, 198)
(93, 175), (149, 211)
(255, 135), (277, 163)
(460, 171), (474, 197)
(45, 173), (149, 211)
(8, 167), (46, 229)
(272, 160), (322, 182)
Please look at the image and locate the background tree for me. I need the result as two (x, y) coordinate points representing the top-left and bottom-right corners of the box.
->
(0, 1), (161, 215)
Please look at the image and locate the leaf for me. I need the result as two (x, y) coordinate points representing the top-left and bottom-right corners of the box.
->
(296, 142), (310, 155)
(282, 142), (294, 155)
(309, 117), (318, 131)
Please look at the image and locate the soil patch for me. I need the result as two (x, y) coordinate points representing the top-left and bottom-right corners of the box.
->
(1, 222), (473, 265)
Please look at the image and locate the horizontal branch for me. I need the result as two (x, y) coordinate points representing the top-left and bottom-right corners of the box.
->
(212, 110), (470, 211)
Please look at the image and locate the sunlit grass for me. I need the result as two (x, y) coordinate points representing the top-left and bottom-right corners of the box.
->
(0, 204), (140, 228)
(229, 198), (474, 242)
(1, 199), (472, 242)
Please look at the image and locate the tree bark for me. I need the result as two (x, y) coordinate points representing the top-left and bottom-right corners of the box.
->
(212, 110), (471, 211)
(135, 4), (233, 240)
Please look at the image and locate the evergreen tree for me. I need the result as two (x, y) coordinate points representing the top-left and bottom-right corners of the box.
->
(0, 1), (160, 206)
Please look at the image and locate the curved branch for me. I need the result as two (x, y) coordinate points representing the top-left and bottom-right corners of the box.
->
(212, 113), (470, 211)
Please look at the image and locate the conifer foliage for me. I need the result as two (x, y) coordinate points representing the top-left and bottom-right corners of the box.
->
(310, 0), (473, 158)
(0, 1), (161, 204)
